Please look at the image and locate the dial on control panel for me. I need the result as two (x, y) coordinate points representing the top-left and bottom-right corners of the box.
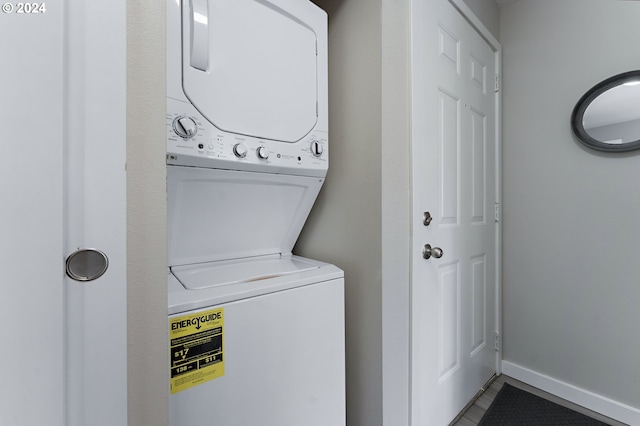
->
(310, 140), (323, 157)
(256, 146), (269, 160)
(233, 143), (248, 158)
(173, 116), (198, 139)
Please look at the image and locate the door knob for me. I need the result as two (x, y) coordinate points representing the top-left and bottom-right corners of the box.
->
(422, 244), (444, 259)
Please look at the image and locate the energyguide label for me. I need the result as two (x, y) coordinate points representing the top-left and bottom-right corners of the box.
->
(169, 308), (224, 394)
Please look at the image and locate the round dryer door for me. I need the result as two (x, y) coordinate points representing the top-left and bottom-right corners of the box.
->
(181, 0), (321, 143)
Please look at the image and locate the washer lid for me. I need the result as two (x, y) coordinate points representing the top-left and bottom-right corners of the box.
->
(171, 255), (319, 290)
(182, 0), (321, 143)
(168, 255), (343, 314)
(167, 166), (324, 267)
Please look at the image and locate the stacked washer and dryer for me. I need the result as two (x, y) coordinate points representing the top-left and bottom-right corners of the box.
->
(166, 0), (345, 425)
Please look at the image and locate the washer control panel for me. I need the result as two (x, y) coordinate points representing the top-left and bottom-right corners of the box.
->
(167, 100), (328, 177)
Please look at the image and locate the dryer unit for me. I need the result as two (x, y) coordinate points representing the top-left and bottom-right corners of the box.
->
(167, 0), (329, 177)
(166, 1), (344, 426)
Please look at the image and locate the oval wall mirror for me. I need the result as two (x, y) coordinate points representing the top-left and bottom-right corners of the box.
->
(571, 70), (640, 152)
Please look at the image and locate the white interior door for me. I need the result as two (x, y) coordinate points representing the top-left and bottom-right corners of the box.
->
(410, 1), (500, 424)
(0, 1), (127, 425)
(1, 5), (66, 424)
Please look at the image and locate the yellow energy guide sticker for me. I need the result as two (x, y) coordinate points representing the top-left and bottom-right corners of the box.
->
(169, 307), (224, 394)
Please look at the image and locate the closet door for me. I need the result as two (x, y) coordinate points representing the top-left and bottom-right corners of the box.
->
(1, 1), (127, 425)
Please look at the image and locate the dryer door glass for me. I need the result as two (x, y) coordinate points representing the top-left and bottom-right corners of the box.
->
(182, 0), (319, 143)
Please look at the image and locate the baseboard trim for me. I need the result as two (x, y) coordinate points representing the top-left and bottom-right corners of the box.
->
(501, 361), (640, 425)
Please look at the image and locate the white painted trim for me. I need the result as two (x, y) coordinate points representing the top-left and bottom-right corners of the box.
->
(493, 48), (503, 377)
(502, 361), (640, 425)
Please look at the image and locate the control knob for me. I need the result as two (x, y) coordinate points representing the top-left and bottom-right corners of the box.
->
(233, 143), (248, 158)
(173, 116), (198, 139)
(310, 140), (324, 157)
(256, 146), (269, 160)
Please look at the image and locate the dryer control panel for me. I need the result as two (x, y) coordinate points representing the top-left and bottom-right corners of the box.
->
(167, 98), (328, 178)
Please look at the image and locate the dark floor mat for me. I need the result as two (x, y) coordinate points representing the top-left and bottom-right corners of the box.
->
(478, 383), (611, 425)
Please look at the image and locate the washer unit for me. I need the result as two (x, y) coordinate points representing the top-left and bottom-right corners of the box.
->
(166, 1), (345, 425)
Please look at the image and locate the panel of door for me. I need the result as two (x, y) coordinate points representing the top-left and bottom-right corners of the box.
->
(1, 5), (65, 424)
(410, 0), (498, 424)
(1, 1), (127, 425)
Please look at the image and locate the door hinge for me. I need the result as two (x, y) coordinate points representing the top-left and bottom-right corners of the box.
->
(494, 74), (500, 92)
(494, 203), (500, 222)
(494, 332), (501, 352)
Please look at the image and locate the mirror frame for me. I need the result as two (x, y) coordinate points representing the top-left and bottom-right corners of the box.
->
(571, 70), (640, 153)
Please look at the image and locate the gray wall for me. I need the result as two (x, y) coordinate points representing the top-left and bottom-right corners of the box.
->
(299, 1), (498, 425)
(297, 1), (383, 425)
(464, 0), (500, 40)
(501, 0), (640, 408)
(127, 1), (168, 425)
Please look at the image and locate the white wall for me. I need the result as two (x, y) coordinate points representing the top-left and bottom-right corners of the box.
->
(501, 0), (640, 415)
(127, 1), (168, 425)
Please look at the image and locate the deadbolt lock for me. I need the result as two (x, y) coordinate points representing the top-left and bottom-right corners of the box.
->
(423, 211), (433, 226)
